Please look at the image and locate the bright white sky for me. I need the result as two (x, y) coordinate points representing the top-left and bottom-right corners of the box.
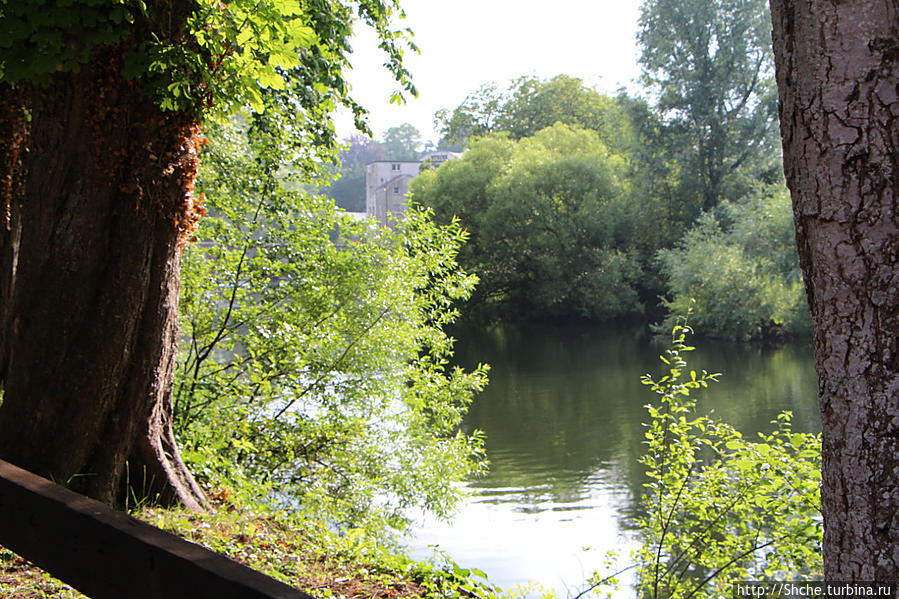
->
(335, 0), (644, 144)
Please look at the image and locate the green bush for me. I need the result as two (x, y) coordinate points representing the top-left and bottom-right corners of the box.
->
(174, 113), (487, 535)
(412, 123), (645, 321)
(592, 323), (823, 599)
(657, 186), (810, 341)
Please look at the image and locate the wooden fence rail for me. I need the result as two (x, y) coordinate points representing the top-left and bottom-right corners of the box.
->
(0, 458), (314, 599)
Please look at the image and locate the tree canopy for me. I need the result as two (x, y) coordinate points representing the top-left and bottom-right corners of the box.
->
(638, 0), (780, 210)
(657, 186), (810, 341)
(1, 0), (417, 168)
(412, 123), (644, 321)
(436, 75), (636, 152)
(420, 64), (806, 334)
(381, 122), (423, 160)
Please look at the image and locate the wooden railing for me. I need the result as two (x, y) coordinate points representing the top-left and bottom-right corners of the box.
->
(0, 458), (314, 599)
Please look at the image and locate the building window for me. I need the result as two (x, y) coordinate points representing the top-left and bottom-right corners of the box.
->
(391, 163), (400, 171)
(394, 186), (400, 194)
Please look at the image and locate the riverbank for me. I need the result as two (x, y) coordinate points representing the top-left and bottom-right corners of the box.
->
(0, 492), (497, 599)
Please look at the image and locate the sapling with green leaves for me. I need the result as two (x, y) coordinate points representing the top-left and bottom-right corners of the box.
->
(633, 322), (821, 598)
(174, 107), (488, 534)
(586, 321), (821, 599)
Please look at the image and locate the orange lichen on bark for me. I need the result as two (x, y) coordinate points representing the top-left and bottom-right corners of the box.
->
(75, 44), (210, 249)
(0, 92), (29, 231)
(171, 123), (209, 248)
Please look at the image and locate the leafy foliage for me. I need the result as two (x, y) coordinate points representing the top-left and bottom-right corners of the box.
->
(422, 15), (791, 329)
(381, 122), (424, 160)
(630, 323), (821, 598)
(0, 0), (417, 160)
(412, 123), (645, 322)
(429, 71), (784, 327)
(638, 0), (780, 210)
(175, 110), (487, 533)
(657, 186), (810, 341)
(0, 0), (134, 83)
(436, 75), (635, 152)
(613, 93), (708, 253)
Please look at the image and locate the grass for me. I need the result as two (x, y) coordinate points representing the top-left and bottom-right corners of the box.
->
(0, 547), (83, 598)
(0, 489), (494, 599)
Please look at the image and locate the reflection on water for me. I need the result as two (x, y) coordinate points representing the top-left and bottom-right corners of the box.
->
(406, 323), (819, 596)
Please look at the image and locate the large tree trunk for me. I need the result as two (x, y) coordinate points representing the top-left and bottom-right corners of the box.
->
(770, 0), (899, 580)
(0, 46), (207, 510)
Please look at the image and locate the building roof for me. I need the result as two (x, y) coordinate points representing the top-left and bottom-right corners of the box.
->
(374, 173), (415, 192)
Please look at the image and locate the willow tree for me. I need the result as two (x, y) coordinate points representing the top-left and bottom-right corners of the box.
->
(0, 0), (414, 509)
(770, 0), (899, 580)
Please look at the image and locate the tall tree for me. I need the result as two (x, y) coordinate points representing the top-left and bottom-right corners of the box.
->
(434, 82), (506, 148)
(639, 0), (779, 210)
(0, 0), (414, 508)
(381, 122), (422, 160)
(496, 75), (636, 151)
(770, 0), (899, 580)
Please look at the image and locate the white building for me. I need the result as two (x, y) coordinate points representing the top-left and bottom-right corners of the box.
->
(365, 152), (462, 226)
(365, 161), (420, 226)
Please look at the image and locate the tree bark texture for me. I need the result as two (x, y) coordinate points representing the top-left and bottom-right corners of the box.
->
(770, 0), (899, 580)
(0, 47), (207, 510)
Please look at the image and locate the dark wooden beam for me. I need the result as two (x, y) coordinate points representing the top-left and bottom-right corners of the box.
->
(0, 459), (314, 599)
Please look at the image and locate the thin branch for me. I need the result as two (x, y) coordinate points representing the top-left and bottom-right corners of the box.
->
(271, 307), (392, 421)
(571, 564), (640, 599)
(681, 536), (782, 599)
(654, 460), (696, 599)
(662, 478), (754, 581)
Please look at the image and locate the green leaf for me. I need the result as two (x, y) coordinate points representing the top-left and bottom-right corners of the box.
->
(286, 21), (315, 45)
(256, 68), (285, 90)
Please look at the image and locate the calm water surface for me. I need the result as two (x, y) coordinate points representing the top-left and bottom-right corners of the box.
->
(405, 323), (819, 596)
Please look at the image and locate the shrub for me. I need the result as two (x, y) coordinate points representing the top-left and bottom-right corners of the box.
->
(657, 186), (810, 342)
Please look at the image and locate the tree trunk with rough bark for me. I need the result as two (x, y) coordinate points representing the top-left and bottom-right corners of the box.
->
(770, 0), (899, 580)
(0, 45), (207, 510)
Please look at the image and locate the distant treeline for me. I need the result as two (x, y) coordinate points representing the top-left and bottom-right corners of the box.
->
(324, 0), (808, 343)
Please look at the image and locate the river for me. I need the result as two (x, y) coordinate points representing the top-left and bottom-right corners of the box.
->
(404, 323), (820, 596)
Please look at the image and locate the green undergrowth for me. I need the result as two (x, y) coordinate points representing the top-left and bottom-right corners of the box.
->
(0, 546), (84, 599)
(0, 491), (506, 599)
(134, 493), (504, 599)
